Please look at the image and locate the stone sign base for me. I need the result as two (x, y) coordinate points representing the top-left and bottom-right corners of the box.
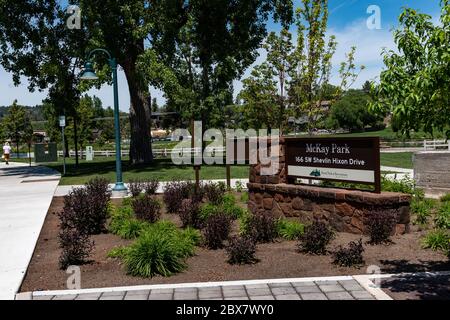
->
(247, 183), (411, 235)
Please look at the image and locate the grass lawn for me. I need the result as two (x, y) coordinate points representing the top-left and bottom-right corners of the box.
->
(34, 157), (249, 185)
(380, 152), (413, 169)
(14, 151), (414, 185)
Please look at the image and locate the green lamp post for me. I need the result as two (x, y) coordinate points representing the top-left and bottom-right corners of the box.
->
(80, 49), (127, 194)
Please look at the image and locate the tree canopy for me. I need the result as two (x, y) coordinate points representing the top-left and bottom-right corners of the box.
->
(371, 0), (450, 137)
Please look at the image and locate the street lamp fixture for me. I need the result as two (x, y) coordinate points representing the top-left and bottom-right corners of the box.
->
(80, 49), (127, 194)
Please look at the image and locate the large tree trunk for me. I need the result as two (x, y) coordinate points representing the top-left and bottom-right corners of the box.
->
(122, 61), (153, 165)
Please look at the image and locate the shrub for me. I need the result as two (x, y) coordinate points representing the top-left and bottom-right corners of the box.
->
(204, 182), (226, 205)
(435, 202), (450, 229)
(132, 195), (161, 223)
(276, 219), (305, 240)
(128, 179), (143, 197)
(332, 239), (365, 268)
(381, 176), (415, 194)
(143, 179), (160, 195)
(240, 192), (249, 203)
(411, 198), (434, 225)
(107, 246), (131, 259)
(222, 195), (245, 220)
(421, 229), (450, 252)
(199, 203), (221, 221)
(84, 177), (111, 233)
(179, 199), (202, 228)
(163, 181), (198, 213)
(109, 205), (134, 234)
(203, 213), (232, 249)
(440, 193), (450, 203)
(234, 181), (244, 193)
(181, 227), (202, 246)
(226, 236), (258, 265)
(58, 228), (94, 269)
(242, 212), (277, 243)
(123, 229), (188, 277)
(298, 221), (334, 255)
(364, 209), (397, 245)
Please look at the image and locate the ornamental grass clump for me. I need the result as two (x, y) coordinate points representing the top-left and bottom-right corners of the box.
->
(364, 209), (397, 245)
(298, 221), (334, 255)
(435, 202), (450, 229)
(122, 221), (197, 278)
(131, 195), (161, 223)
(276, 219), (305, 240)
(226, 236), (259, 265)
(203, 213), (232, 249)
(421, 229), (450, 252)
(332, 239), (365, 268)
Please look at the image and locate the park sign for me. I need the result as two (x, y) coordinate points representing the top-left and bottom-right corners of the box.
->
(285, 137), (381, 193)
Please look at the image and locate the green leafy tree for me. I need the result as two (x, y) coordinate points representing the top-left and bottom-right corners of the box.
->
(0, 100), (33, 157)
(138, 0), (294, 131)
(326, 90), (383, 132)
(0, 0), (90, 165)
(289, 0), (364, 133)
(370, 1), (450, 137)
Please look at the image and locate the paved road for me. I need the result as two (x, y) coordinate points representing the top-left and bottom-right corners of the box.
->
(0, 162), (60, 300)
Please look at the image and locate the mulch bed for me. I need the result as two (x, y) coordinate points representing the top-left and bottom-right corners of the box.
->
(381, 274), (450, 300)
(20, 196), (450, 294)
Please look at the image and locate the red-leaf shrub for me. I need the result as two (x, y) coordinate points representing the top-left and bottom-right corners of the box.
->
(226, 236), (258, 265)
(364, 209), (397, 244)
(84, 177), (111, 234)
(163, 181), (201, 213)
(204, 182), (226, 205)
(332, 239), (365, 267)
(203, 213), (231, 249)
(143, 179), (160, 195)
(58, 228), (94, 269)
(244, 212), (277, 243)
(178, 199), (202, 228)
(298, 221), (334, 255)
(132, 195), (161, 223)
(128, 179), (143, 197)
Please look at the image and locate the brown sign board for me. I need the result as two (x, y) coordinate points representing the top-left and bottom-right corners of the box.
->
(285, 137), (381, 192)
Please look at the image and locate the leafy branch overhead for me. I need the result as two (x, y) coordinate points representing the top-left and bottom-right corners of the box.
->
(371, 0), (450, 137)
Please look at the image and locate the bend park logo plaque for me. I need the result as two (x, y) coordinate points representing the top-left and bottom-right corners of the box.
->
(285, 137), (381, 193)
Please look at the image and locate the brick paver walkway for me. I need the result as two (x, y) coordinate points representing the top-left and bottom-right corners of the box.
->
(22, 279), (376, 300)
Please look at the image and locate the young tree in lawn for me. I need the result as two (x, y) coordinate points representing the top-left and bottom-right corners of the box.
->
(289, 0), (363, 134)
(1, 100), (33, 158)
(239, 28), (296, 132)
(370, 1), (450, 137)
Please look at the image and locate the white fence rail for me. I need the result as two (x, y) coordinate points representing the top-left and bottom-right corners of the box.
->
(423, 139), (450, 150)
(57, 147), (227, 158)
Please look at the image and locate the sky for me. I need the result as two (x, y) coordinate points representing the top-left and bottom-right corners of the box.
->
(0, 0), (442, 111)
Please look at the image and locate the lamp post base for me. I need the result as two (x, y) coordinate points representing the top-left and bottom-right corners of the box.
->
(112, 182), (128, 198)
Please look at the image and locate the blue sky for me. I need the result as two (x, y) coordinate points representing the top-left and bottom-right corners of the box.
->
(0, 0), (441, 110)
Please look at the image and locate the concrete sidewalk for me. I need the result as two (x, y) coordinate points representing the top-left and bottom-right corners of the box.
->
(0, 162), (60, 300)
(54, 178), (250, 197)
(16, 275), (386, 300)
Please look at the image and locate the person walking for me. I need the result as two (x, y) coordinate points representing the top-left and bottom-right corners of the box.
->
(3, 142), (11, 165)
